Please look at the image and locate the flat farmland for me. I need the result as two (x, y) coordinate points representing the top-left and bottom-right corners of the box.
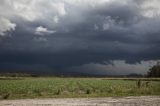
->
(0, 78), (160, 99)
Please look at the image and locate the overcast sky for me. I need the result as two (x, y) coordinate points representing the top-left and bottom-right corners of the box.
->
(0, 0), (160, 76)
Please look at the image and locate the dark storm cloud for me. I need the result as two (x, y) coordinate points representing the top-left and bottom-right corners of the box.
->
(0, 0), (160, 75)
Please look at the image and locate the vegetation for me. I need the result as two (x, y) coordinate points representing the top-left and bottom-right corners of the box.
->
(0, 73), (38, 77)
(0, 77), (159, 99)
(147, 62), (160, 77)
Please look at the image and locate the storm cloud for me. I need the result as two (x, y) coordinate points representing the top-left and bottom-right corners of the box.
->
(0, 0), (160, 76)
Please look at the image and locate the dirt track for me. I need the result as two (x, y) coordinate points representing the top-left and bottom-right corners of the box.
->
(0, 96), (160, 106)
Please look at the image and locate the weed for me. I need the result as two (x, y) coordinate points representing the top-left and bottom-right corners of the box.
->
(55, 89), (61, 95)
(136, 80), (142, 88)
(33, 89), (42, 96)
(3, 93), (10, 99)
(86, 89), (91, 94)
(145, 81), (150, 87)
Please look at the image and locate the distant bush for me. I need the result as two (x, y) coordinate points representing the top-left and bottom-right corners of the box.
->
(147, 62), (160, 77)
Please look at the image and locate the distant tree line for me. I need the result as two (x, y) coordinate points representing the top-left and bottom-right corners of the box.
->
(0, 73), (39, 77)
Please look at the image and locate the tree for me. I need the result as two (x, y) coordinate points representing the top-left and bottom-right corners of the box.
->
(147, 61), (160, 77)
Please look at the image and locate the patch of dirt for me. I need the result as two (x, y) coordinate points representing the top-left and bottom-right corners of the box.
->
(0, 96), (160, 106)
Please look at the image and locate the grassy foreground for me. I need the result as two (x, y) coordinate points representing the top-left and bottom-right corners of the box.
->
(0, 77), (160, 99)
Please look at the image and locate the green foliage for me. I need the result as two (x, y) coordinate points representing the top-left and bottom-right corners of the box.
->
(148, 62), (160, 77)
(0, 78), (159, 99)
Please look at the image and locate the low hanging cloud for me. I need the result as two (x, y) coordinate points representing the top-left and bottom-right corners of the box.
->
(0, 17), (16, 36)
(69, 60), (158, 75)
(35, 26), (56, 36)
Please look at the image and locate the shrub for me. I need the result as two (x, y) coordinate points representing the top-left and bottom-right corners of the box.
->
(86, 89), (91, 94)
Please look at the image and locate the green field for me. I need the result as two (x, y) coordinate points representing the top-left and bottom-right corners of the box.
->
(0, 77), (160, 99)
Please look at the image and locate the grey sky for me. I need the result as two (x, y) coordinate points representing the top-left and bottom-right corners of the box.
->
(0, 0), (160, 75)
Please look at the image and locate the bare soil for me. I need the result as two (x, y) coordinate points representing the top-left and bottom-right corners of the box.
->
(0, 96), (160, 106)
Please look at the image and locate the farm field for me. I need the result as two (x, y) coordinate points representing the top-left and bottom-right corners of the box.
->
(0, 77), (160, 99)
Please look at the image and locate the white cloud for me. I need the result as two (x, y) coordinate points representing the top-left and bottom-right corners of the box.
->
(0, 0), (159, 21)
(0, 0), (121, 25)
(0, 0), (67, 22)
(65, 0), (113, 7)
(35, 26), (56, 36)
(51, 2), (66, 16)
(141, 0), (160, 18)
(12, 1), (39, 21)
(70, 60), (158, 75)
(103, 16), (116, 30)
(0, 17), (16, 36)
(0, 0), (160, 35)
(53, 16), (59, 23)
